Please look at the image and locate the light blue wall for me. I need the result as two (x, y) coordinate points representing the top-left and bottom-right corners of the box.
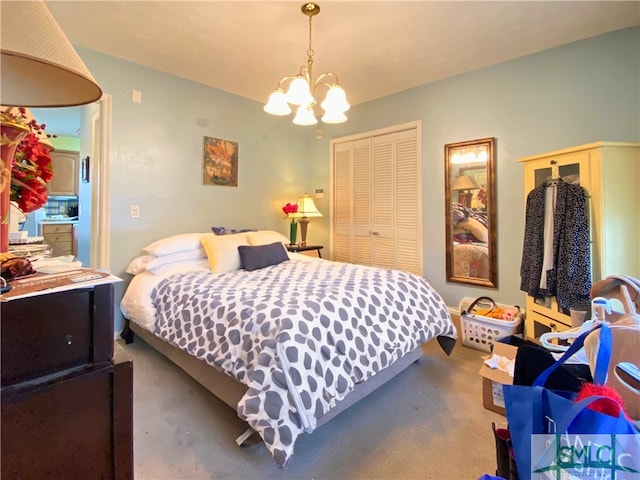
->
(77, 26), (639, 332)
(77, 48), (318, 331)
(317, 26), (640, 308)
(77, 102), (100, 266)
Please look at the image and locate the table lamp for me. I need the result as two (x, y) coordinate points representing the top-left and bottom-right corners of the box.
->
(1, 0), (102, 252)
(452, 173), (480, 208)
(295, 193), (322, 246)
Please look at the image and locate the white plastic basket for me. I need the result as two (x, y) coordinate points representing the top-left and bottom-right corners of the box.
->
(458, 297), (524, 352)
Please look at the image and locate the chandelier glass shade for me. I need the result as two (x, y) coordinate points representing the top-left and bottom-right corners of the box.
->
(263, 3), (349, 125)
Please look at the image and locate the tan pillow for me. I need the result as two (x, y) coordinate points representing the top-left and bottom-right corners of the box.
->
(247, 230), (290, 247)
(200, 232), (250, 273)
(457, 218), (488, 243)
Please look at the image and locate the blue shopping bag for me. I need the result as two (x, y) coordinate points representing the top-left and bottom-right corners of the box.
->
(503, 323), (640, 480)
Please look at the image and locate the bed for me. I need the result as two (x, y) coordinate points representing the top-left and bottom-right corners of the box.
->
(451, 203), (490, 278)
(120, 230), (457, 468)
(453, 242), (490, 278)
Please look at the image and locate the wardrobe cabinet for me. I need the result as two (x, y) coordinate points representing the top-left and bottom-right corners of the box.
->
(332, 124), (422, 275)
(518, 141), (640, 340)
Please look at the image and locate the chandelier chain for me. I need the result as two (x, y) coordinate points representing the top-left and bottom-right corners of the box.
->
(306, 13), (314, 80)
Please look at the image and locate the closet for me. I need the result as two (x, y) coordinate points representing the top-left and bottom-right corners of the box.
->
(331, 122), (422, 275)
(518, 141), (640, 340)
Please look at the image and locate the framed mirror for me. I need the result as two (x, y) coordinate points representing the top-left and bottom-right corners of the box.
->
(444, 137), (497, 288)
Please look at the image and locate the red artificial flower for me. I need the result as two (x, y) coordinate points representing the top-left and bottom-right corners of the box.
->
(282, 202), (299, 223)
(282, 202), (298, 215)
(477, 186), (487, 207)
(10, 131), (54, 213)
(2, 107), (55, 213)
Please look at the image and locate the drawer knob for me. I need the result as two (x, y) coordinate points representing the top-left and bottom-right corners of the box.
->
(65, 334), (73, 345)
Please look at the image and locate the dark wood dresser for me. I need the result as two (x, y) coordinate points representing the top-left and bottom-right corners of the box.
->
(1, 283), (133, 480)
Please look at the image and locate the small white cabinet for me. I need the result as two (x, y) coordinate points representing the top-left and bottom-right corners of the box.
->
(518, 141), (640, 340)
(47, 150), (79, 196)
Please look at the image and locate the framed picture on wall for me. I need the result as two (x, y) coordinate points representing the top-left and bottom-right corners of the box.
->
(202, 136), (238, 187)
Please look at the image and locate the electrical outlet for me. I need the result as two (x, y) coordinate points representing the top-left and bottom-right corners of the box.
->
(130, 204), (140, 218)
(132, 89), (142, 103)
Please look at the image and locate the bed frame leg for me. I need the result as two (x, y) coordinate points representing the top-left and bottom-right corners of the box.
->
(235, 427), (258, 447)
(120, 321), (135, 344)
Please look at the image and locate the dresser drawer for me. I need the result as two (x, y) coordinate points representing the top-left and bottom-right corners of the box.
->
(44, 233), (71, 244)
(44, 238), (72, 254)
(42, 223), (73, 234)
(0, 284), (114, 386)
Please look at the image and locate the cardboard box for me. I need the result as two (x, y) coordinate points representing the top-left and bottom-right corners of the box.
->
(478, 342), (518, 416)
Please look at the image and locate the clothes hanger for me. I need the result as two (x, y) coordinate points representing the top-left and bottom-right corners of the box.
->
(583, 311), (640, 421)
(544, 177), (562, 187)
(539, 297), (612, 352)
(543, 163), (563, 187)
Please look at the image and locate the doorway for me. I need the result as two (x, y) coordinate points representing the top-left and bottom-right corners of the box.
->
(29, 95), (111, 269)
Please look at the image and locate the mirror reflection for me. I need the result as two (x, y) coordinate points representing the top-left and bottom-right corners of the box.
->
(445, 138), (497, 287)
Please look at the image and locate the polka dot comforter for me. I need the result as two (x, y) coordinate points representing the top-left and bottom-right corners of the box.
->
(152, 258), (456, 468)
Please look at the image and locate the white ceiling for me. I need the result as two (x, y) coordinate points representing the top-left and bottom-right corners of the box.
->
(36, 1), (640, 135)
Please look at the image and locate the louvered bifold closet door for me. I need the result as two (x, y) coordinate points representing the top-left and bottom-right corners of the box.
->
(331, 122), (421, 273)
(333, 142), (353, 262)
(352, 139), (373, 266)
(394, 128), (422, 275)
(371, 134), (395, 269)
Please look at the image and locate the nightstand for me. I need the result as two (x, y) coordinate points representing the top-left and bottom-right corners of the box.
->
(1, 283), (133, 479)
(287, 244), (323, 258)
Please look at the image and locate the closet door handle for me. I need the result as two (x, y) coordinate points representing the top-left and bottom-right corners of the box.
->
(372, 231), (380, 236)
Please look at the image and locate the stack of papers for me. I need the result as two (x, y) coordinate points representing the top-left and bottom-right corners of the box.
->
(34, 256), (82, 274)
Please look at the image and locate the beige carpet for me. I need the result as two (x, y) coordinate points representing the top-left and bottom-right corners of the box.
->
(121, 329), (506, 480)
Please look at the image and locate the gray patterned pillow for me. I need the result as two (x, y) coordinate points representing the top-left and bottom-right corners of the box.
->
(212, 226), (255, 235)
(238, 242), (289, 271)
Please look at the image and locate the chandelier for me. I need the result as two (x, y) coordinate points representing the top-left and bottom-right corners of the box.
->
(263, 3), (349, 126)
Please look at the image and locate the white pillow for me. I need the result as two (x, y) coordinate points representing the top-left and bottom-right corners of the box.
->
(247, 230), (290, 247)
(147, 249), (207, 273)
(200, 232), (250, 273)
(126, 249), (207, 275)
(150, 258), (211, 276)
(126, 254), (156, 275)
(142, 233), (205, 257)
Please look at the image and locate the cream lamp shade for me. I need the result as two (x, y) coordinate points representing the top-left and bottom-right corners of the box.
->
(452, 173), (480, 192)
(296, 194), (322, 218)
(0, 0), (102, 107)
(295, 193), (322, 246)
